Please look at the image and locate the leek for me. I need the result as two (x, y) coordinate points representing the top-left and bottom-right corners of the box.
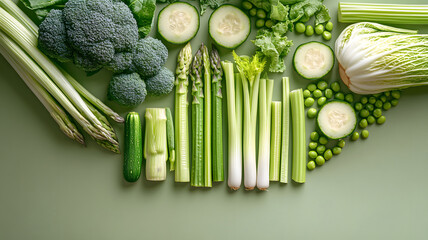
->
(290, 89), (306, 183)
(270, 101), (282, 182)
(280, 77), (290, 183)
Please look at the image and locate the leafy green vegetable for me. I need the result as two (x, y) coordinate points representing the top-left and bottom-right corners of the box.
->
(122, 0), (156, 38)
(20, 0), (67, 9)
(314, 4), (330, 25)
(248, 0), (271, 12)
(200, 0), (227, 15)
(269, 0), (289, 22)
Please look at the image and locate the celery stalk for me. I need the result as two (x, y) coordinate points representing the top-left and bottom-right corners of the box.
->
(280, 77), (290, 183)
(201, 44), (212, 187)
(290, 89), (306, 183)
(165, 108), (175, 171)
(270, 101), (282, 181)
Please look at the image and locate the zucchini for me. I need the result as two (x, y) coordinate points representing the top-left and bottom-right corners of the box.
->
(157, 2), (200, 44)
(317, 100), (357, 139)
(209, 5), (250, 49)
(123, 112), (143, 182)
(293, 41), (334, 80)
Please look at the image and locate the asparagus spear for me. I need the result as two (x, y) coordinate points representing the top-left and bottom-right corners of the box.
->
(165, 108), (176, 171)
(174, 42), (192, 182)
(190, 48), (204, 187)
(201, 43), (212, 187)
(210, 45), (224, 182)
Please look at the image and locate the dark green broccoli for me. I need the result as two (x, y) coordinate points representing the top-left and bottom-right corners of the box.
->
(145, 67), (174, 96)
(132, 37), (168, 78)
(107, 73), (147, 106)
(105, 52), (135, 73)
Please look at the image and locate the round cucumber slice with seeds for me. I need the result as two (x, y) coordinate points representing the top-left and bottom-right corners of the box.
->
(293, 41), (334, 80)
(317, 100), (357, 139)
(157, 2), (199, 44)
(209, 5), (250, 49)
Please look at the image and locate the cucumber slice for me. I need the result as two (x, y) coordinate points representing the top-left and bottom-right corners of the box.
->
(317, 100), (356, 139)
(209, 5), (250, 49)
(293, 41), (334, 80)
(157, 2), (199, 44)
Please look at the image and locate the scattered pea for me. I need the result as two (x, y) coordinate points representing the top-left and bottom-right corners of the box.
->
(315, 24), (324, 35)
(332, 146), (342, 155)
(324, 88), (333, 98)
(295, 22), (306, 33)
(307, 83), (317, 92)
(373, 108), (382, 118)
(367, 115), (376, 125)
(391, 90), (401, 99)
(322, 31), (332, 41)
(307, 161), (316, 170)
(377, 115), (386, 124)
(361, 96), (368, 104)
(366, 104), (374, 112)
(375, 100), (383, 109)
(303, 89), (311, 98)
(337, 139), (345, 148)
(265, 20), (273, 28)
(319, 136), (328, 145)
(313, 89), (323, 98)
(309, 150), (318, 159)
(325, 21), (333, 31)
(249, 8), (257, 17)
(383, 102), (391, 110)
(309, 141), (318, 150)
(305, 25), (314, 36)
(359, 119), (368, 129)
(369, 96), (376, 104)
(242, 1), (253, 10)
(384, 91), (390, 97)
(360, 109), (369, 118)
(317, 80), (328, 90)
(310, 131), (320, 141)
(380, 95), (387, 103)
(361, 130), (369, 139)
(335, 92), (345, 100)
(324, 149), (333, 160)
(304, 97), (315, 108)
(391, 99), (399, 106)
(331, 81), (341, 92)
(354, 102), (363, 111)
(316, 145), (326, 154)
(315, 156), (326, 165)
(256, 9), (266, 19)
(307, 108), (318, 118)
(255, 19), (265, 28)
(351, 132), (359, 141)
(345, 93), (354, 103)
(318, 97), (327, 106)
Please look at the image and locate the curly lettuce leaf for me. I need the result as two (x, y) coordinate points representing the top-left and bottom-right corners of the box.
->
(200, 0), (227, 15)
(269, 0), (289, 22)
(122, 0), (157, 38)
(314, 4), (330, 25)
(289, 0), (323, 23)
(248, 0), (271, 12)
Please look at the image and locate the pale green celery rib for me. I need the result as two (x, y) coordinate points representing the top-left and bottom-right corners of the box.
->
(0, 0), (38, 36)
(270, 101), (282, 181)
(290, 89), (306, 183)
(280, 77), (290, 183)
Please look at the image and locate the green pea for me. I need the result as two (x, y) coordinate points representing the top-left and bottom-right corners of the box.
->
(295, 22), (306, 33)
(360, 109), (369, 118)
(307, 108), (318, 119)
(315, 24), (324, 35)
(337, 139), (345, 148)
(380, 95), (387, 103)
(332, 146), (342, 155)
(307, 83), (317, 92)
(324, 149), (333, 160)
(308, 150), (318, 159)
(366, 103), (374, 112)
(373, 108), (382, 118)
(307, 161), (316, 170)
(373, 93), (381, 98)
(319, 136), (328, 145)
(391, 90), (401, 99)
(249, 8), (257, 17)
(316, 145), (326, 154)
(335, 92), (345, 100)
(305, 25), (314, 36)
(309, 141), (318, 150)
(313, 89), (323, 98)
(331, 81), (341, 92)
(304, 97), (315, 108)
(324, 88), (333, 98)
(322, 31), (332, 41)
(391, 99), (399, 107)
(369, 96), (376, 104)
(315, 156), (325, 166)
(384, 91), (391, 97)
(317, 80), (328, 90)
(345, 93), (354, 103)
(256, 9), (266, 19)
(351, 132), (359, 141)
(310, 131), (320, 141)
(383, 102), (391, 110)
(359, 119), (368, 129)
(354, 102), (363, 111)
(265, 20), (273, 28)
(361, 130), (369, 139)
(325, 21), (333, 31)
(303, 89), (311, 98)
(361, 96), (368, 104)
(367, 115), (376, 125)
(242, 1), (253, 10)
(317, 97), (327, 107)
(255, 19), (265, 28)
(377, 115), (386, 124)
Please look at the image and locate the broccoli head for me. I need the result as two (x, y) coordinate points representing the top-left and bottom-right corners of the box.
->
(38, 9), (73, 62)
(107, 73), (147, 106)
(105, 52), (135, 73)
(145, 67), (175, 96)
(132, 37), (168, 78)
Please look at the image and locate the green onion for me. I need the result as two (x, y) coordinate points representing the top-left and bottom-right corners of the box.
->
(290, 89), (306, 183)
(338, 2), (428, 24)
(280, 77), (290, 183)
(270, 101), (282, 182)
(201, 44), (212, 187)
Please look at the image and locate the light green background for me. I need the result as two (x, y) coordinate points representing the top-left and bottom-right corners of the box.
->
(1, 0), (428, 239)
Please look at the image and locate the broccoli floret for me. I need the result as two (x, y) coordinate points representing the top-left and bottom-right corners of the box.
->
(73, 52), (103, 72)
(132, 37), (168, 78)
(107, 73), (147, 106)
(145, 67), (175, 96)
(38, 9), (73, 62)
(105, 52), (135, 73)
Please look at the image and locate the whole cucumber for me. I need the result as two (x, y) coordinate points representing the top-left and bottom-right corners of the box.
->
(123, 112), (143, 182)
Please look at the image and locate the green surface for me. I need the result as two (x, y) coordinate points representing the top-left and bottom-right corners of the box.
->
(1, 0), (428, 239)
